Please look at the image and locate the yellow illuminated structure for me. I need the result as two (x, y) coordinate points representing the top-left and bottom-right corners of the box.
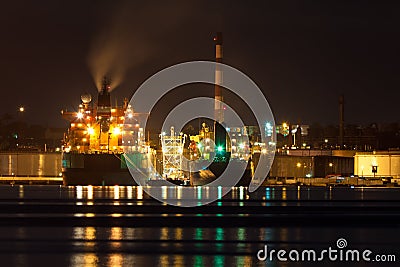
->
(354, 151), (400, 178)
(61, 77), (145, 154)
(161, 127), (186, 179)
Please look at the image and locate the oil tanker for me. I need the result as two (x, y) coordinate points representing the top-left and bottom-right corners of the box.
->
(61, 77), (149, 185)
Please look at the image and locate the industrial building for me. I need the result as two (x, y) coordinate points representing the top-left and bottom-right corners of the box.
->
(354, 151), (400, 179)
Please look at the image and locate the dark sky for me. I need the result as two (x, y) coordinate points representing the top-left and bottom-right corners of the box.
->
(1, 0), (399, 128)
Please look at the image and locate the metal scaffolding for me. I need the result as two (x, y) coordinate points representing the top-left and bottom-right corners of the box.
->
(161, 127), (185, 179)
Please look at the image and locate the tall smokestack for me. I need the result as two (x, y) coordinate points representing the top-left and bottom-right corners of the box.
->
(214, 32), (223, 123)
(98, 76), (111, 108)
(97, 76), (112, 132)
(339, 94), (344, 148)
(213, 32), (227, 152)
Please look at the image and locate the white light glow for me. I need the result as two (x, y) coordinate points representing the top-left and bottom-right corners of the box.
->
(113, 127), (121, 135)
(88, 127), (95, 135)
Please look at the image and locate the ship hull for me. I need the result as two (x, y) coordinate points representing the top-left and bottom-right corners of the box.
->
(63, 168), (135, 186)
(190, 160), (253, 186)
(62, 153), (147, 186)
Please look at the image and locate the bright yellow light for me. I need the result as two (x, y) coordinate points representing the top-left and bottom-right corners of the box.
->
(329, 163), (333, 167)
(283, 122), (288, 128)
(113, 127), (121, 135)
(114, 185), (120, 199)
(19, 106), (25, 112)
(88, 127), (95, 135)
(77, 112), (84, 119)
(296, 162), (302, 168)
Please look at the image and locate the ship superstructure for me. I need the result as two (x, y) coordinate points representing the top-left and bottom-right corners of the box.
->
(61, 77), (145, 154)
(60, 77), (149, 185)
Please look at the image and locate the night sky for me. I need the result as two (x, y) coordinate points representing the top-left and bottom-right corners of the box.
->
(1, 1), (399, 128)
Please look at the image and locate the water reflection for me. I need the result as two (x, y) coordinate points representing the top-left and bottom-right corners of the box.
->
(239, 186), (244, 200)
(135, 186), (143, 206)
(107, 254), (123, 267)
(160, 255), (170, 267)
(217, 186), (222, 199)
(173, 255), (184, 267)
(110, 227), (122, 249)
(5, 186), (400, 267)
(70, 253), (99, 267)
(237, 228), (246, 242)
(18, 185), (24, 198)
(197, 186), (202, 200)
(127, 186), (133, 199)
(60, 184), (397, 204)
(161, 227), (169, 240)
(236, 256), (252, 267)
(175, 227), (183, 240)
(282, 187), (287, 200)
(87, 185), (93, 200)
(297, 185), (301, 200)
(76, 186), (83, 200)
(213, 255), (224, 267)
(194, 255), (203, 267)
(67, 226), (281, 267)
(73, 227), (85, 239)
(113, 185), (120, 200)
(85, 227), (96, 242)
(215, 228), (224, 253)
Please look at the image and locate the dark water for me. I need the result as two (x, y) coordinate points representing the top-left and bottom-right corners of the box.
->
(0, 185), (399, 266)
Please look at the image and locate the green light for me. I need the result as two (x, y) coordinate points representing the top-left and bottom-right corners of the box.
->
(217, 146), (223, 152)
(197, 143), (202, 149)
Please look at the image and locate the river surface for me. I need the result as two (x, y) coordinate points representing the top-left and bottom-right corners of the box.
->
(0, 185), (399, 267)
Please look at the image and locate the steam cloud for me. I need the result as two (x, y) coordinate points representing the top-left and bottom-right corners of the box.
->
(87, 1), (195, 91)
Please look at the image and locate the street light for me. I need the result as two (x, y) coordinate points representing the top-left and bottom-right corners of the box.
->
(329, 162), (334, 175)
(18, 106), (25, 149)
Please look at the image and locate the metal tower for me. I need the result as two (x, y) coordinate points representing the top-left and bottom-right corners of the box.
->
(161, 127), (186, 179)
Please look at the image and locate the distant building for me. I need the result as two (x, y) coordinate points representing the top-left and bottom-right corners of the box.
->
(266, 153), (354, 178)
(354, 151), (400, 178)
